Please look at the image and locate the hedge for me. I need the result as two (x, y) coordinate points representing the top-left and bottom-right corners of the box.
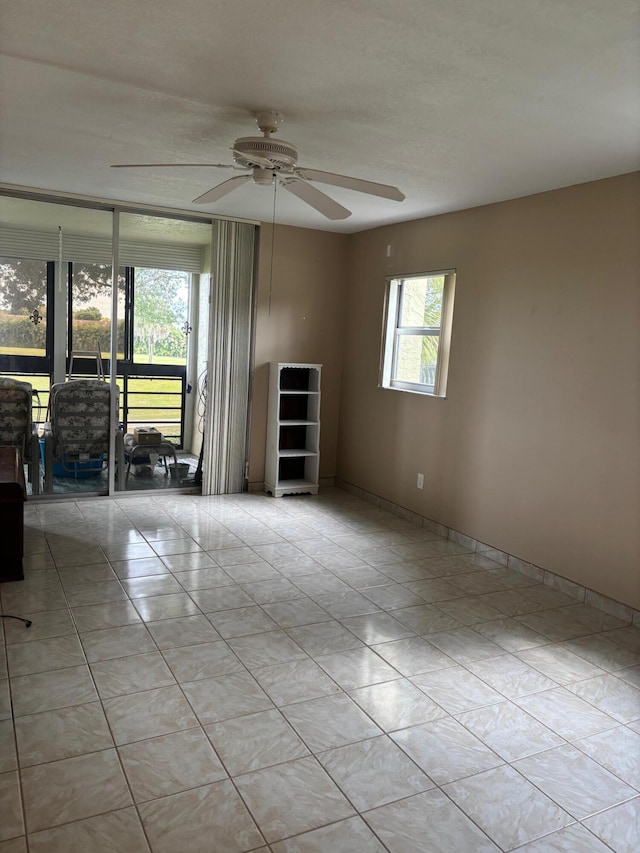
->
(1, 313), (184, 359)
(0, 313), (125, 352)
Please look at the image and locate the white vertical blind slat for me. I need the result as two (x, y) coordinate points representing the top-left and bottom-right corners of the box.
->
(202, 220), (257, 494)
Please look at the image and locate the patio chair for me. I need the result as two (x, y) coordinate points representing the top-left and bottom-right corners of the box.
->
(0, 377), (41, 495)
(43, 380), (125, 493)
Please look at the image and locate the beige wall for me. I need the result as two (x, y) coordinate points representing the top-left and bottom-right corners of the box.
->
(247, 223), (348, 487)
(337, 173), (640, 608)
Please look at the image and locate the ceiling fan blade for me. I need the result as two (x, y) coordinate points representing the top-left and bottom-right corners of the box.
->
(231, 148), (275, 169)
(111, 163), (234, 169)
(282, 179), (351, 220)
(295, 168), (405, 201)
(192, 175), (252, 204)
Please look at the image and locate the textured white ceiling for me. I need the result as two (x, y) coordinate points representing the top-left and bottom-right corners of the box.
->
(1, 0), (638, 233)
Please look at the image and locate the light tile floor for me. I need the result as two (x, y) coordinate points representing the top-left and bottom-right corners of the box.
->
(1, 488), (639, 852)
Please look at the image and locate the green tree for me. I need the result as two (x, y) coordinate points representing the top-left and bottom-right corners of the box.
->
(133, 268), (189, 363)
(73, 264), (125, 305)
(0, 259), (48, 314)
(0, 259), (119, 314)
(73, 307), (102, 320)
(420, 276), (444, 380)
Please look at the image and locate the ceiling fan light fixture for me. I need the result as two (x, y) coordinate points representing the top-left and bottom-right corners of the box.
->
(252, 168), (275, 186)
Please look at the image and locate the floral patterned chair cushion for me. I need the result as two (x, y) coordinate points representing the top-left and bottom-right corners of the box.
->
(0, 377), (41, 494)
(48, 380), (114, 457)
(0, 378), (33, 454)
(44, 379), (125, 492)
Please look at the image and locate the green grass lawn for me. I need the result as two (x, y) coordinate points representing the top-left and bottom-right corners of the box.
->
(0, 346), (46, 357)
(1, 344), (185, 366)
(120, 376), (184, 436)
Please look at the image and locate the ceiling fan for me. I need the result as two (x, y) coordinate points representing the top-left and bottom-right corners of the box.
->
(112, 110), (405, 220)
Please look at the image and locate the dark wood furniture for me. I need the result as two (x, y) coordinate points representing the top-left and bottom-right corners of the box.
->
(0, 445), (26, 581)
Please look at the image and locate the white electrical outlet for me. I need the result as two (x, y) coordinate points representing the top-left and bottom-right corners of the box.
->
(417, 473), (424, 489)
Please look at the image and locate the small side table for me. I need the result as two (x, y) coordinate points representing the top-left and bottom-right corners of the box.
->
(124, 437), (178, 484)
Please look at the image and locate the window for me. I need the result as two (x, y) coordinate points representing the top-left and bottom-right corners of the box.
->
(0, 257), (53, 362)
(69, 262), (126, 360)
(131, 267), (190, 366)
(380, 270), (455, 396)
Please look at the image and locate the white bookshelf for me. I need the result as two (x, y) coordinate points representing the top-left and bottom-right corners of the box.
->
(265, 362), (321, 497)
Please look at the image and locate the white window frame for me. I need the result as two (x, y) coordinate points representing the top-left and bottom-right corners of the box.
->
(380, 269), (456, 397)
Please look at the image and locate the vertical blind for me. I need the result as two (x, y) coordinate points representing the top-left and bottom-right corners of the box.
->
(202, 220), (258, 494)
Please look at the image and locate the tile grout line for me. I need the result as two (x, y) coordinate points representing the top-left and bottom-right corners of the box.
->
(7, 490), (640, 851)
(337, 479), (638, 626)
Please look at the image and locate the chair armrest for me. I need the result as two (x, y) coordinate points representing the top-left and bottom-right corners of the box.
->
(28, 430), (41, 495)
(43, 433), (55, 494)
(115, 430), (125, 491)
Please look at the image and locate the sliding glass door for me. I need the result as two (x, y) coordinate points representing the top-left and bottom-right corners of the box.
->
(117, 213), (211, 463)
(0, 192), (257, 499)
(0, 196), (213, 496)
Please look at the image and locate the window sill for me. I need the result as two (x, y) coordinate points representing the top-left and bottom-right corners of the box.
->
(379, 383), (447, 399)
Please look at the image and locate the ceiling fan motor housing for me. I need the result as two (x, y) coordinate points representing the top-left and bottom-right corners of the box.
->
(233, 137), (298, 170)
